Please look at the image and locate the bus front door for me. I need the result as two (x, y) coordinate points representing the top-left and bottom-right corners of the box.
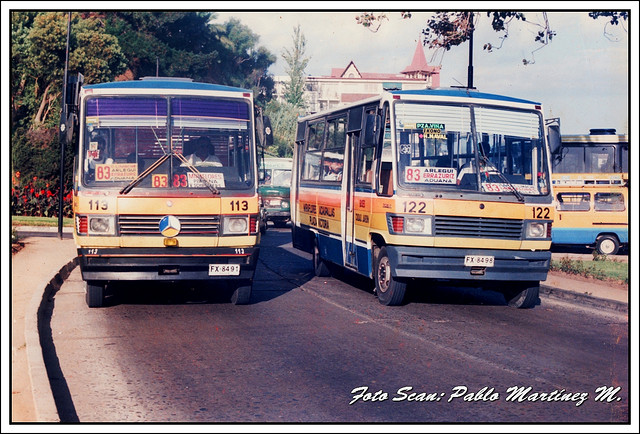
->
(343, 133), (358, 269)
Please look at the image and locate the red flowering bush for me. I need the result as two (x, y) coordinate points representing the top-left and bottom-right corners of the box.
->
(11, 173), (73, 218)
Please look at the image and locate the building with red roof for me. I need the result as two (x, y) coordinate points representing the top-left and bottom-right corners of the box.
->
(274, 41), (441, 113)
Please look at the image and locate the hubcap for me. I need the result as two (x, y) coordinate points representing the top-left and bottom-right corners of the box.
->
(600, 239), (615, 255)
(377, 257), (390, 293)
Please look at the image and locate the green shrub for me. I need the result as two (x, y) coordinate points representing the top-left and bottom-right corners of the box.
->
(551, 256), (628, 284)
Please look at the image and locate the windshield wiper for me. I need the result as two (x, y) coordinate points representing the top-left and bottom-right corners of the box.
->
(479, 155), (525, 202)
(173, 153), (220, 195)
(120, 153), (170, 195)
(120, 152), (221, 196)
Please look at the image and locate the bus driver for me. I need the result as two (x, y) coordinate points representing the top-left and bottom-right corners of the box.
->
(184, 136), (222, 167)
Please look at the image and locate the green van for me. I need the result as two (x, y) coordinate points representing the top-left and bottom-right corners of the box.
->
(259, 157), (293, 230)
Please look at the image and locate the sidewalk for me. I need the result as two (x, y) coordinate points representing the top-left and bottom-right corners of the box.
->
(11, 228), (76, 423)
(8, 227), (629, 422)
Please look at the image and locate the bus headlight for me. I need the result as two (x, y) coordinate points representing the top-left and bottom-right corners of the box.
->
(525, 221), (548, 239)
(88, 215), (116, 235)
(223, 216), (249, 235)
(281, 200), (290, 209)
(405, 216), (433, 235)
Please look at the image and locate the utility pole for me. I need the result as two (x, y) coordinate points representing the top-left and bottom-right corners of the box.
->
(58, 12), (72, 239)
(467, 12), (474, 89)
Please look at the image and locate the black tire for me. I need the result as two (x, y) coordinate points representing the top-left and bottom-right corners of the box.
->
(504, 282), (539, 309)
(230, 282), (252, 305)
(313, 238), (331, 277)
(374, 246), (407, 306)
(595, 235), (620, 255)
(86, 281), (105, 308)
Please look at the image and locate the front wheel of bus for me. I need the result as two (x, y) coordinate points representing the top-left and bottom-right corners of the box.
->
(595, 235), (619, 255)
(86, 281), (105, 308)
(313, 238), (331, 277)
(230, 281), (252, 305)
(375, 246), (407, 306)
(503, 282), (539, 309)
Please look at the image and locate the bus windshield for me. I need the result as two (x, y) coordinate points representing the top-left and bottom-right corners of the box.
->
(82, 96), (254, 191)
(395, 102), (550, 196)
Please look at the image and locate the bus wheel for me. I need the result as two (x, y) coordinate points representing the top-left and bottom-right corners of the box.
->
(230, 282), (252, 305)
(313, 238), (331, 277)
(86, 281), (105, 308)
(595, 235), (619, 255)
(374, 246), (406, 306)
(503, 282), (539, 309)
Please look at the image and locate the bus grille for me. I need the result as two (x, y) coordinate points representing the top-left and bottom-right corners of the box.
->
(434, 215), (523, 240)
(118, 215), (220, 236)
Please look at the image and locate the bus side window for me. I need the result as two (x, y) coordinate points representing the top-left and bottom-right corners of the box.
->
(557, 192), (590, 211)
(594, 192), (625, 212)
(379, 162), (393, 196)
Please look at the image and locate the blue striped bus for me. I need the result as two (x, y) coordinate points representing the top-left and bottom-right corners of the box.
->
(73, 77), (269, 307)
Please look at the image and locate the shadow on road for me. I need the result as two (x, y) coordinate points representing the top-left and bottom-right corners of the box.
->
(95, 227), (315, 307)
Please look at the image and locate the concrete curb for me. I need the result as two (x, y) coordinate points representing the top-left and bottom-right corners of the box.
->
(25, 257), (79, 423)
(540, 284), (628, 313)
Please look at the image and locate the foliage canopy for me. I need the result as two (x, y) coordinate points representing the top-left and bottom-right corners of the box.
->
(10, 11), (277, 213)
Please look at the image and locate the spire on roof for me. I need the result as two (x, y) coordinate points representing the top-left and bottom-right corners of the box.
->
(401, 40), (431, 77)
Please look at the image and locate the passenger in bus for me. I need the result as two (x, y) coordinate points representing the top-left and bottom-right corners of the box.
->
(84, 136), (113, 179)
(323, 157), (343, 181)
(183, 136), (222, 167)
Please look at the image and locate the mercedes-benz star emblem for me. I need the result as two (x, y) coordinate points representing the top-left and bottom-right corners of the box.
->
(159, 215), (181, 237)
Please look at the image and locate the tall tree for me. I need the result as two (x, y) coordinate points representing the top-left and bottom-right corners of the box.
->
(264, 100), (299, 157)
(11, 11), (277, 196)
(11, 11), (126, 192)
(263, 25), (311, 157)
(281, 25), (310, 108)
(103, 13), (275, 106)
(217, 17), (276, 108)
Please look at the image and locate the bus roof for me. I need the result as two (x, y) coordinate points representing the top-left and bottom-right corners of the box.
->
(298, 87), (541, 122)
(83, 77), (251, 94)
(390, 88), (541, 105)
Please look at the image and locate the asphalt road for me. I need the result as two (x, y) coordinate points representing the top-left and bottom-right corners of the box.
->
(48, 227), (629, 423)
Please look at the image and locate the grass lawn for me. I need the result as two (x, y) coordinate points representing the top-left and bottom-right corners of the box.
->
(12, 215), (73, 227)
(551, 257), (629, 284)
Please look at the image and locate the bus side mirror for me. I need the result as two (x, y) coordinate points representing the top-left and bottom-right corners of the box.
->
(547, 122), (561, 154)
(255, 114), (273, 148)
(364, 114), (381, 146)
(262, 116), (274, 148)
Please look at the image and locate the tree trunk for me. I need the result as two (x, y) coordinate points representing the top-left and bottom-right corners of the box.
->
(32, 82), (52, 128)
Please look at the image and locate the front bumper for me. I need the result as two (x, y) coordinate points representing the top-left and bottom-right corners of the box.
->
(78, 246), (259, 282)
(386, 245), (550, 282)
(264, 209), (290, 220)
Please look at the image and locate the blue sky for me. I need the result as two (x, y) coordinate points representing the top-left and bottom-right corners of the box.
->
(213, 6), (635, 136)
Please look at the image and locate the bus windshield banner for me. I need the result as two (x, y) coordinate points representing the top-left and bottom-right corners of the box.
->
(404, 167), (456, 184)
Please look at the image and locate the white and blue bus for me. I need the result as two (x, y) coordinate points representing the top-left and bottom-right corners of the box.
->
(291, 88), (554, 308)
(550, 129), (628, 255)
